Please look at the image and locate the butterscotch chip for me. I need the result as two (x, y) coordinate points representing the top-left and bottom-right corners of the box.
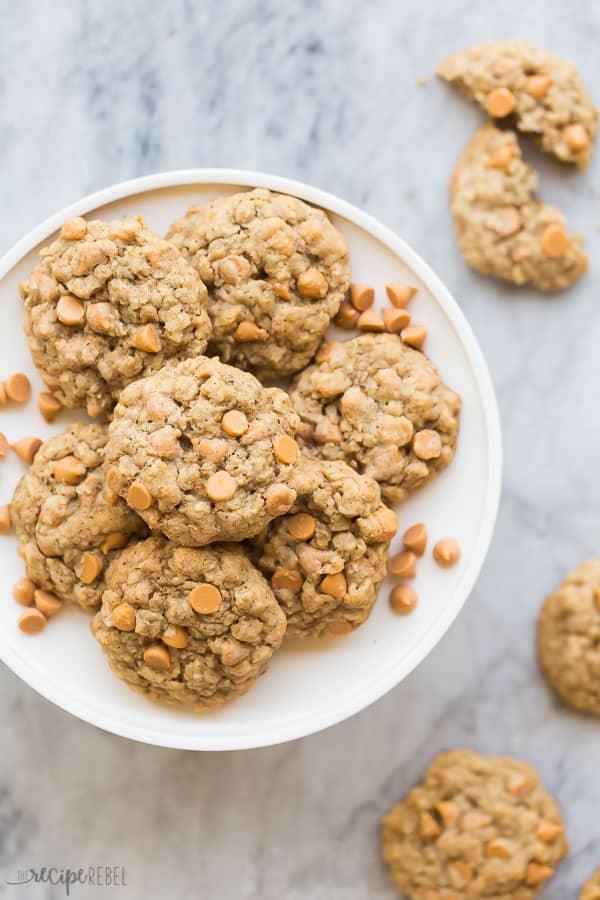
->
(221, 410), (249, 437)
(92, 537), (286, 708)
(385, 284), (417, 307)
(60, 217), (88, 240)
(315, 340), (340, 364)
(273, 435), (299, 465)
(334, 300), (360, 329)
(265, 485), (296, 516)
(383, 307), (411, 333)
(389, 584), (418, 615)
(5, 373), (31, 404)
(320, 572), (347, 598)
(38, 392), (62, 422)
(112, 603), (137, 631)
(287, 512), (316, 541)
(132, 324), (161, 353)
(350, 283), (374, 311)
(382, 749), (568, 899)
(389, 550), (417, 578)
(54, 455), (87, 485)
(413, 429), (442, 460)
(563, 123), (589, 151)
(541, 224), (570, 258)
(79, 552), (103, 584)
(18, 608), (47, 635)
(297, 267), (328, 298)
(485, 143), (515, 169)
(271, 569), (303, 592)
(127, 482), (153, 510)
(326, 620), (353, 636)
(400, 324), (427, 350)
(485, 86), (516, 117)
(56, 295), (85, 326)
(205, 471), (237, 502)
(403, 523), (427, 556)
(0, 433), (8, 459)
(233, 321), (269, 342)
(357, 309), (385, 332)
(537, 821), (564, 842)
(433, 538), (461, 567)
(527, 74), (553, 98)
(34, 589), (62, 616)
(13, 578), (36, 606)
(0, 503), (12, 533)
(101, 532), (129, 554)
(12, 437), (42, 464)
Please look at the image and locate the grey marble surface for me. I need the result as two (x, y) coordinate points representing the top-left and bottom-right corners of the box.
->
(1, 0), (599, 897)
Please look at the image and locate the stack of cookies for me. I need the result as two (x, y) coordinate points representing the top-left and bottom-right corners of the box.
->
(10, 187), (461, 711)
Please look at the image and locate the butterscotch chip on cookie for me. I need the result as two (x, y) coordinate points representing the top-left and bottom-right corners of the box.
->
(382, 749), (568, 899)
(537, 559), (600, 715)
(91, 536), (286, 708)
(11, 423), (147, 611)
(438, 39), (598, 169)
(289, 333), (460, 504)
(580, 867), (600, 899)
(104, 356), (301, 545)
(19, 217), (211, 417)
(167, 188), (350, 379)
(451, 125), (588, 291)
(250, 458), (394, 638)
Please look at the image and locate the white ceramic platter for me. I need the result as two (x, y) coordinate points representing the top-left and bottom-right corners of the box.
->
(0, 170), (501, 750)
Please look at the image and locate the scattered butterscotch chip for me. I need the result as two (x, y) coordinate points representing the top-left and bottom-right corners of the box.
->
(297, 267), (328, 298)
(541, 223), (570, 258)
(221, 409), (249, 437)
(143, 643), (171, 670)
(526, 73), (553, 98)
(537, 821), (564, 842)
(389, 550), (417, 578)
(357, 309), (385, 332)
(112, 603), (136, 632)
(448, 861), (473, 886)
(233, 321), (269, 342)
(419, 812), (442, 841)
(315, 340), (339, 364)
(382, 307), (411, 333)
(13, 578), (35, 607)
(507, 774), (533, 796)
(18, 608), (47, 635)
(349, 283), (375, 311)
(376, 507), (399, 539)
(0, 433), (9, 459)
(56, 294), (85, 326)
(413, 429), (442, 460)
(127, 482), (153, 510)
(190, 583), (222, 615)
(435, 801), (458, 824)
(272, 569), (303, 592)
(433, 537), (461, 567)
(485, 86), (516, 117)
(334, 300), (360, 329)
(34, 589), (63, 617)
(12, 436), (42, 464)
(403, 523), (427, 556)
(101, 532), (129, 554)
(60, 217), (88, 240)
(38, 391), (62, 422)
(385, 283), (417, 307)
(400, 324), (426, 350)
(288, 512), (316, 541)
(79, 552), (103, 584)
(563, 122), (589, 151)
(0, 504), (11, 533)
(389, 584), (418, 615)
(320, 572), (347, 598)
(162, 625), (189, 649)
(132, 324), (161, 353)
(526, 863), (555, 885)
(485, 838), (513, 859)
(272, 434), (299, 465)
(5, 372), (31, 404)
(326, 619), (353, 637)
(205, 470), (237, 502)
(265, 485), (296, 516)
(485, 143), (514, 169)
(54, 455), (86, 485)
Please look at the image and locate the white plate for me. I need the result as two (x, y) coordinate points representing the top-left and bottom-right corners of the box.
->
(0, 170), (501, 751)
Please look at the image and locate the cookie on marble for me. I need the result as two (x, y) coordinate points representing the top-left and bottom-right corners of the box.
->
(105, 355), (301, 546)
(167, 188), (350, 380)
(382, 749), (568, 900)
(580, 867), (600, 899)
(451, 125), (588, 291)
(20, 217), (212, 418)
(92, 536), (286, 709)
(289, 334), (460, 505)
(438, 39), (598, 169)
(537, 559), (600, 716)
(11, 423), (147, 611)
(250, 457), (396, 638)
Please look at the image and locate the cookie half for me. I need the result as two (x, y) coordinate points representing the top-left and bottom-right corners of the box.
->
(438, 39), (598, 169)
(20, 217), (212, 417)
(105, 355), (302, 545)
(382, 749), (568, 899)
(451, 125), (588, 290)
(167, 188), (350, 380)
(290, 334), (460, 504)
(537, 559), (600, 716)
(250, 458), (396, 638)
(11, 423), (147, 610)
(92, 536), (286, 709)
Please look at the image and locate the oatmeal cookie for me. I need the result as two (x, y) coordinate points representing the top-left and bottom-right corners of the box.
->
(382, 749), (568, 900)
(451, 125), (588, 291)
(11, 423), (146, 611)
(289, 334), (460, 504)
(250, 457), (396, 638)
(580, 867), (600, 899)
(438, 39), (598, 169)
(537, 559), (600, 715)
(105, 355), (301, 545)
(167, 188), (350, 379)
(20, 216), (211, 417)
(91, 536), (286, 708)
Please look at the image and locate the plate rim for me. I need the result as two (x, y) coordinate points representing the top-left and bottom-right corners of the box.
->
(0, 168), (502, 751)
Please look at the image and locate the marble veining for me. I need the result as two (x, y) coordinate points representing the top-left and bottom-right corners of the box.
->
(1, 0), (599, 896)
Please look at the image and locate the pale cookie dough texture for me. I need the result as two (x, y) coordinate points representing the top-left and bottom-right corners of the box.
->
(167, 188), (351, 380)
(250, 457), (395, 638)
(290, 334), (460, 504)
(580, 867), (600, 900)
(382, 749), (568, 900)
(11, 423), (146, 611)
(438, 39), (598, 169)
(20, 216), (212, 418)
(451, 125), (588, 291)
(537, 559), (600, 716)
(105, 355), (302, 546)
(92, 536), (286, 708)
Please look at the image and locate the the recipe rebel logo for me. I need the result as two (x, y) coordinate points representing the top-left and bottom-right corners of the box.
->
(6, 866), (128, 895)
